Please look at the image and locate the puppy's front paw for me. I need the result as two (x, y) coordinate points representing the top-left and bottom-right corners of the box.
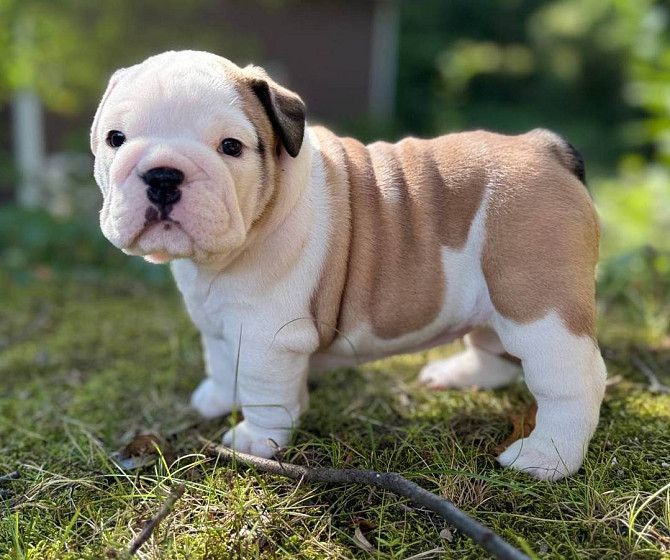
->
(497, 434), (584, 481)
(222, 420), (289, 458)
(190, 378), (235, 419)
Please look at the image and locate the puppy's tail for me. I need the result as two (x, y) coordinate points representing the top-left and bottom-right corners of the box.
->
(527, 128), (587, 186)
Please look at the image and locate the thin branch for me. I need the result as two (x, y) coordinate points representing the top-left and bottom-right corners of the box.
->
(127, 484), (185, 556)
(631, 355), (670, 394)
(198, 437), (530, 560)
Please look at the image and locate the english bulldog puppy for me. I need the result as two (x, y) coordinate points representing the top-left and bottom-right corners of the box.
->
(91, 50), (607, 480)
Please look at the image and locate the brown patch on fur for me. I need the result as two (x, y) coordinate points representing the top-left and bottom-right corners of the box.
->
(310, 128), (488, 343)
(481, 129), (599, 337)
(310, 128), (352, 346)
(233, 64), (306, 158)
(394, 135), (488, 249)
(219, 62), (311, 280)
(228, 63), (309, 239)
(363, 139), (445, 339)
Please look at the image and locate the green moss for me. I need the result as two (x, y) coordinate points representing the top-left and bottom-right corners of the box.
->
(1, 212), (669, 558)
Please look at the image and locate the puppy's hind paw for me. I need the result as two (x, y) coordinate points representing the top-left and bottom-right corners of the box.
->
(497, 435), (584, 481)
(419, 347), (521, 390)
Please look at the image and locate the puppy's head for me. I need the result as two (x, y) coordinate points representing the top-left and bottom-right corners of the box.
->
(91, 50), (306, 264)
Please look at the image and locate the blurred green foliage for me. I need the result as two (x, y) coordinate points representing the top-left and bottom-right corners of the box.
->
(0, 205), (171, 286)
(0, 0), (259, 113)
(596, 159), (670, 256)
(397, 0), (669, 172)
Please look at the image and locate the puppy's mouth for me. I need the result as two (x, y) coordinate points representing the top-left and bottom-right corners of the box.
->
(125, 206), (194, 263)
(143, 205), (181, 231)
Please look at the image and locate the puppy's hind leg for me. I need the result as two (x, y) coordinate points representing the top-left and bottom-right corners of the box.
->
(494, 313), (606, 480)
(419, 327), (523, 390)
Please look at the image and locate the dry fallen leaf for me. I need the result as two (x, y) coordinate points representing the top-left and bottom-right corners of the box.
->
(353, 526), (374, 552)
(114, 434), (174, 471)
(121, 434), (164, 457)
(352, 517), (376, 552)
(493, 400), (537, 455)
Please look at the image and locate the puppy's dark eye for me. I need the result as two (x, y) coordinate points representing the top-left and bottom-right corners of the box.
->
(219, 138), (243, 157)
(106, 130), (126, 148)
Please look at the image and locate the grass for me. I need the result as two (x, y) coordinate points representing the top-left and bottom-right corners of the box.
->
(0, 205), (669, 559)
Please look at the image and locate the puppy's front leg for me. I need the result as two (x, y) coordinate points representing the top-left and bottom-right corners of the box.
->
(222, 346), (309, 458)
(191, 334), (238, 419)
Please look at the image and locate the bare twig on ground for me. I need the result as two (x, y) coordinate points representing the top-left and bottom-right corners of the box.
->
(631, 355), (670, 394)
(0, 471), (20, 484)
(198, 436), (530, 560)
(127, 484), (185, 556)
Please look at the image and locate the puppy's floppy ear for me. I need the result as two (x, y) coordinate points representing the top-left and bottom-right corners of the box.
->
(245, 67), (306, 158)
(90, 68), (127, 156)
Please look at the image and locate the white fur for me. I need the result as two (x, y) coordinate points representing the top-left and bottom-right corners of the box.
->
(493, 311), (606, 480)
(419, 312), (606, 480)
(173, 128), (328, 456)
(92, 51), (607, 477)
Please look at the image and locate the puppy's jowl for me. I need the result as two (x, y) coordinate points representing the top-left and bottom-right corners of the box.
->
(91, 50), (606, 480)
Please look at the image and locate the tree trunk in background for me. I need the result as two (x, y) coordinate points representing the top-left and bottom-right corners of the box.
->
(369, 0), (400, 121)
(12, 89), (46, 208)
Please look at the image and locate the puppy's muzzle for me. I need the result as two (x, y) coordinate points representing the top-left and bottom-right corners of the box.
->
(142, 167), (184, 219)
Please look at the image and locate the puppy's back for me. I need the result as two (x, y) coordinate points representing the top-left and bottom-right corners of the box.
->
(310, 126), (596, 347)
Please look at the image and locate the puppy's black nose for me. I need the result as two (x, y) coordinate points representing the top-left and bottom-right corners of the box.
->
(142, 167), (184, 217)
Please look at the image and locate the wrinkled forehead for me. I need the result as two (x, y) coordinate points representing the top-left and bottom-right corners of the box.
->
(105, 53), (255, 140)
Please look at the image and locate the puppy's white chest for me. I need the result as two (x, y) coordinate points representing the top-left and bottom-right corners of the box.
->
(171, 258), (321, 357)
(171, 260), (244, 337)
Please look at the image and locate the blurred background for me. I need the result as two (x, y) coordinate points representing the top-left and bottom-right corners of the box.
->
(1, 0), (668, 344)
